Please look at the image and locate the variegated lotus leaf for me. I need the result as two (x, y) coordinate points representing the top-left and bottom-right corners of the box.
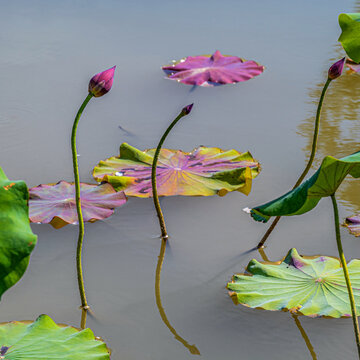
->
(162, 50), (264, 87)
(248, 151), (360, 223)
(29, 181), (127, 228)
(0, 314), (110, 359)
(228, 248), (360, 318)
(0, 167), (37, 300)
(93, 143), (260, 198)
(339, 13), (360, 63)
(344, 214), (360, 236)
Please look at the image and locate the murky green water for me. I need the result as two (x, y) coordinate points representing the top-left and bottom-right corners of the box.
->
(0, 0), (360, 359)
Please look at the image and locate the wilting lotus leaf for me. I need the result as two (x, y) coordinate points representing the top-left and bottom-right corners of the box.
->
(248, 151), (360, 223)
(339, 13), (360, 63)
(93, 143), (260, 198)
(162, 50), (264, 87)
(29, 181), (127, 228)
(228, 248), (360, 318)
(0, 167), (37, 300)
(344, 214), (360, 236)
(0, 314), (110, 359)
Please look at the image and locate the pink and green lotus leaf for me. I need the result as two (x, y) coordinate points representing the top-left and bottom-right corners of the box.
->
(93, 143), (260, 198)
(29, 181), (127, 228)
(162, 50), (264, 87)
(344, 214), (360, 236)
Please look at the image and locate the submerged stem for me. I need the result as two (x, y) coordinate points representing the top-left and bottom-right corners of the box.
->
(71, 93), (93, 329)
(155, 239), (200, 355)
(257, 78), (332, 249)
(331, 194), (360, 358)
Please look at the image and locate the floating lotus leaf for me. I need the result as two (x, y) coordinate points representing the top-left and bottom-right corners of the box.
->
(0, 314), (110, 359)
(29, 181), (127, 229)
(346, 58), (360, 73)
(93, 143), (260, 198)
(248, 151), (360, 223)
(339, 13), (360, 63)
(162, 50), (264, 87)
(344, 214), (360, 236)
(228, 248), (360, 318)
(0, 167), (37, 300)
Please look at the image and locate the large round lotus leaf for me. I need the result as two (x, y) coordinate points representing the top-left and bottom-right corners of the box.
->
(0, 167), (37, 300)
(248, 151), (360, 223)
(93, 143), (260, 198)
(339, 13), (360, 63)
(29, 181), (127, 228)
(344, 214), (360, 236)
(0, 314), (110, 359)
(228, 248), (360, 318)
(162, 50), (264, 87)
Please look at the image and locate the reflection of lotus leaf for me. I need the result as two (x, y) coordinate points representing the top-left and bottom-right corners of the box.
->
(29, 181), (127, 228)
(344, 214), (360, 237)
(228, 248), (360, 318)
(339, 13), (360, 63)
(249, 151), (360, 223)
(162, 50), (264, 87)
(0, 314), (110, 359)
(0, 167), (37, 300)
(93, 143), (260, 198)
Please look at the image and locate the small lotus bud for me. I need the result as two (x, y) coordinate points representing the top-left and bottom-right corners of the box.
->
(88, 66), (116, 97)
(181, 103), (194, 115)
(328, 58), (345, 80)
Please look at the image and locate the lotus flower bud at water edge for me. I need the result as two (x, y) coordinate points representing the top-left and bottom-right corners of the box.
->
(328, 58), (345, 80)
(88, 66), (116, 97)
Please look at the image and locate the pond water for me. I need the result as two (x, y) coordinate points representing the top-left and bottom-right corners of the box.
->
(1, 0), (360, 359)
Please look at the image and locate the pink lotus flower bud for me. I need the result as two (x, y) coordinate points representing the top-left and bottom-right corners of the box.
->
(88, 66), (116, 97)
(328, 58), (345, 80)
(181, 103), (194, 115)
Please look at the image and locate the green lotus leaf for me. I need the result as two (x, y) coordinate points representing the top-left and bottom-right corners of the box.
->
(248, 151), (360, 223)
(0, 314), (110, 359)
(0, 167), (37, 299)
(93, 143), (260, 198)
(227, 248), (360, 318)
(339, 13), (360, 63)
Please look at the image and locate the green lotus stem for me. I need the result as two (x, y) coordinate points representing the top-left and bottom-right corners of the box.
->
(257, 78), (332, 249)
(331, 194), (360, 358)
(71, 93), (93, 329)
(151, 104), (196, 353)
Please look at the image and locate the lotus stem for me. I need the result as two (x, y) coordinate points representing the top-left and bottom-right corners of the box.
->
(151, 104), (197, 353)
(257, 78), (332, 249)
(71, 93), (93, 329)
(331, 194), (360, 358)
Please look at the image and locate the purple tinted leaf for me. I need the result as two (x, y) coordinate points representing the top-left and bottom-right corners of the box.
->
(162, 50), (264, 87)
(344, 214), (360, 237)
(29, 181), (127, 228)
(93, 143), (260, 197)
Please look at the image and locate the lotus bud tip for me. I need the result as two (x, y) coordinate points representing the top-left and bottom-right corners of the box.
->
(328, 57), (345, 80)
(182, 103), (194, 115)
(89, 66), (116, 97)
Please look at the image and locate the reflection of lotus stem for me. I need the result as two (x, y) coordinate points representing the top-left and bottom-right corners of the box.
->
(331, 194), (360, 358)
(292, 314), (317, 360)
(155, 239), (200, 355)
(151, 106), (199, 355)
(259, 247), (317, 359)
(257, 78), (332, 249)
(71, 93), (93, 329)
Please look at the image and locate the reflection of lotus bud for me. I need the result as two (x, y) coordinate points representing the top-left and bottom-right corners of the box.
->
(181, 103), (194, 115)
(328, 58), (345, 80)
(88, 66), (116, 97)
